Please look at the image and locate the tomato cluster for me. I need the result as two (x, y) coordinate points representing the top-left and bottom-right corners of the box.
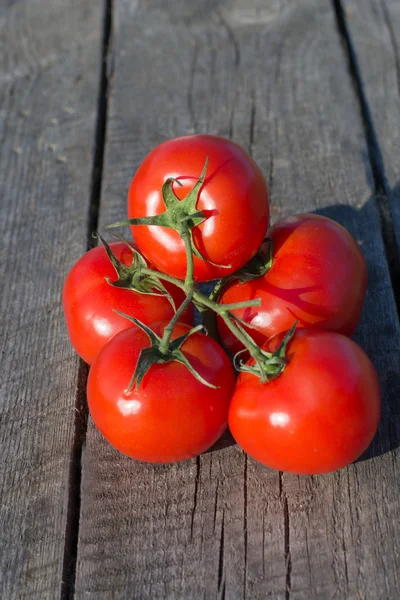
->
(63, 135), (380, 475)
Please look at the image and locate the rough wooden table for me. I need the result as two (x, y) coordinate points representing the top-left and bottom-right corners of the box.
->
(1, 1), (400, 598)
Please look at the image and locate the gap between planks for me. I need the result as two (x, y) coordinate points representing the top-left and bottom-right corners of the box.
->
(60, 1), (113, 598)
(332, 0), (400, 315)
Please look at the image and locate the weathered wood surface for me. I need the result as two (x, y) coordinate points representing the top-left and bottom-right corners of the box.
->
(342, 0), (400, 280)
(74, 1), (400, 599)
(0, 1), (102, 598)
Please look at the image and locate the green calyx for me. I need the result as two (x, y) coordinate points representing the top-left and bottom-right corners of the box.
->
(235, 238), (273, 282)
(106, 158), (230, 268)
(209, 238), (273, 302)
(94, 232), (176, 310)
(114, 311), (218, 392)
(234, 321), (298, 384)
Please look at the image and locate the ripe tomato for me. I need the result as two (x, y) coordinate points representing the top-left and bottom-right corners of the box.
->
(229, 329), (380, 474)
(63, 242), (193, 364)
(128, 135), (269, 282)
(87, 322), (236, 462)
(218, 214), (368, 354)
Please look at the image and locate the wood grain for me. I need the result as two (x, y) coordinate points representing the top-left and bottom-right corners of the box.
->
(75, 0), (400, 598)
(0, 1), (102, 598)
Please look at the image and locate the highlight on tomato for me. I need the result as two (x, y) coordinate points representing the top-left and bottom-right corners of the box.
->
(125, 134), (270, 282)
(62, 241), (193, 365)
(228, 329), (381, 475)
(87, 322), (236, 463)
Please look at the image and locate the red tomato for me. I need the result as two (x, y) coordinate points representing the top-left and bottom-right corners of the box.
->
(87, 322), (236, 462)
(229, 329), (380, 474)
(128, 135), (269, 282)
(63, 242), (193, 364)
(218, 214), (368, 354)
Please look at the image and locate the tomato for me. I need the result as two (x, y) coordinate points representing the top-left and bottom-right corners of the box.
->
(63, 242), (193, 364)
(218, 214), (368, 354)
(87, 322), (236, 462)
(229, 329), (380, 474)
(128, 135), (269, 282)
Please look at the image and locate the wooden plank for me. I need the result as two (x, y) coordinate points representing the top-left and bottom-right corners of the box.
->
(76, 0), (400, 598)
(0, 1), (103, 598)
(341, 0), (400, 275)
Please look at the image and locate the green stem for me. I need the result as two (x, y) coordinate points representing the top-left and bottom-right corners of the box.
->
(159, 228), (195, 354)
(139, 266), (260, 312)
(159, 289), (194, 354)
(209, 277), (230, 303)
(182, 231), (194, 290)
(143, 272), (262, 361)
(217, 312), (265, 363)
(196, 294), (260, 314)
(138, 243), (264, 360)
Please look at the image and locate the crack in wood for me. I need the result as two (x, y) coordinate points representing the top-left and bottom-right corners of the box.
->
(213, 478), (219, 534)
(190, 455), (201, 540)
(216, 9), (240, 68)
(283, 495), (292, 600)
(243, 454), (248, 600)
(280, 472), (291, 600)
(269, 151), (274, 205)
(331, 473), (350, 596)
(220, 579), (226, 600)
(249, 90), (256, 158)
(274, 40), (284, 85)
(187, 43), (199, 131)
(262, 509), (265, 579)
(218, 509), (225, 594)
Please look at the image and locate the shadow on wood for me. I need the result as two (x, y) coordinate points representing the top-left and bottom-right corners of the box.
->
(207, 186), (400, 464)
(317, 187), (400, 463)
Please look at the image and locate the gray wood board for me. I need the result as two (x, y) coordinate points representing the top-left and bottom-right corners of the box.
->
(341, 0), (400, 264)
(0, 1), (102, 598)
(76, 0), (400, 598)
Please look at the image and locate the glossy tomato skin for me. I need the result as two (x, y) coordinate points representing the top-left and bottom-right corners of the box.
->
(128, 135), (269, 282)
(63, 242), (193, 365)
(87, 322), (236, 463)
(229, 330), (380, 475)
(218, 214), (368, 354)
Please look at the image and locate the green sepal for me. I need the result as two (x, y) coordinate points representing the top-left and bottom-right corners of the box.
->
(166, 324), (217, 388)
(234, 320), (298, 384)
(161, 177), (183, 209)
(210, 239), (274, 301)
(95, 232), (176, 310)
(94, 232), (136, 288)
(113, 311), (217, 391)
(187, 227), (231, 269)
(172, 353), (217, 389)
(270, 320), (298, 360)
(168, 324), (204, 352)
(130, 347), (160, 389)
(235, 238), (273, 282)
(105, 158), (230, 270)
(106, 211), (174, 230)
